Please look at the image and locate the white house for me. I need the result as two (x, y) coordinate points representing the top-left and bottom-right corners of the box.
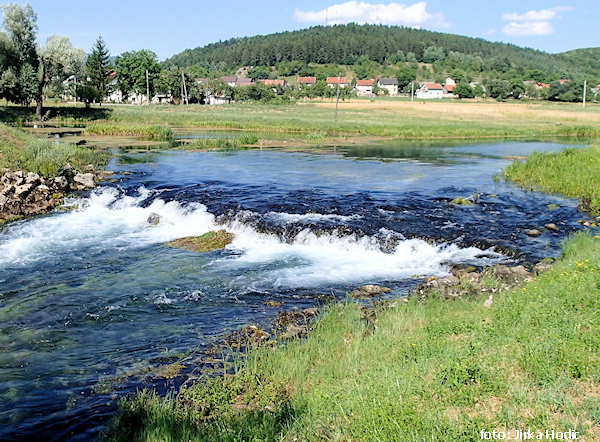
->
(416, 82), (443, 99)
(355, 79), (374, 96)
(326, 76), (348, 88)
(377, 78), (399, 96)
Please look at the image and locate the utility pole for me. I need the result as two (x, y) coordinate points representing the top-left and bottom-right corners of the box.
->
(583, 79), (587, 108)
(146, 69), (150, 105)
(182, 70), (188, 105)
(334, 73), (341, 123)
(411, 81), (414, 103)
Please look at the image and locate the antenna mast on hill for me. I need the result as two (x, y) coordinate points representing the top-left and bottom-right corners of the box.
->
(325, 8), (328, 26)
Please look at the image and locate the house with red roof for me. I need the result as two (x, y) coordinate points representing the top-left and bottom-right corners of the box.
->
(416, 82), (443, 99)
(297, 76), (316, 87)
(326, 76), (348, 88)
(355, 79), (374, 96)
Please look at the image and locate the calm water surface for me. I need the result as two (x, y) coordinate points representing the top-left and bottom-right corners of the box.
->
(0, 139), (592, 440)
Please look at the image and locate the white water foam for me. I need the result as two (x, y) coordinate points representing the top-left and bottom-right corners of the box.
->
(0, 186), (503, 289)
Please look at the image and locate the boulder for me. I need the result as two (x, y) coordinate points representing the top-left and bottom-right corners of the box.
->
(25, 172), (41, 185)
(544, 223), (559, 231)
(525, 229), (542, 237)
(14, 183), (33, 198)
(51, 176), (69, 191)
(72, 173), (96, 189)
(147, 212), (162, 225)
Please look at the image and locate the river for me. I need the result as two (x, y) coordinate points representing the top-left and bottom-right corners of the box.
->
(0, 138), (592, 440)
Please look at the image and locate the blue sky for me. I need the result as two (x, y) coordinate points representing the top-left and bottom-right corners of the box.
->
(16, 0), (599, 61)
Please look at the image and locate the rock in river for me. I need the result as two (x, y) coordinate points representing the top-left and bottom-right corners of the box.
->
(166, 229), (234, 253)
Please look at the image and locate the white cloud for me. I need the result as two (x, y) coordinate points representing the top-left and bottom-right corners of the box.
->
(502, 21), (554, 37)
(502, 6), (572, 22)
(293, 1), (448, 27)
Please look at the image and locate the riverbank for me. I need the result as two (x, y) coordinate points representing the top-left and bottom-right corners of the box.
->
(105, 232), (600, 441)
(102, 137), (600, 441)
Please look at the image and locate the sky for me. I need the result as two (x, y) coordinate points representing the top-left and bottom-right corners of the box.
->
(12, 0), (599, 61)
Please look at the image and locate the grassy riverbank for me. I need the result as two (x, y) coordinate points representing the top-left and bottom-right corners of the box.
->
(0, 122), (107, 176)
(503, 144), (600, 217)
(3, 100), (600, 145)
(106, 232), (600, 441)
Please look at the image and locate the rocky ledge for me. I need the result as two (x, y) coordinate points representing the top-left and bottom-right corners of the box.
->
(0, 164), (103, 222)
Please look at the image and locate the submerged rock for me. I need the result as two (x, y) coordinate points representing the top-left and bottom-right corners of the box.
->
(166, 230), (234, 253)
(525, 229), (542, 237)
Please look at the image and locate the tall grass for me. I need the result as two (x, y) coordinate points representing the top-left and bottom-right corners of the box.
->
(503, 145), (600, 216)
(0, 122), (107, 176)
(85, 123), (173, 140)
(190, 134), (259, 150)
(106, 233), (600, 441)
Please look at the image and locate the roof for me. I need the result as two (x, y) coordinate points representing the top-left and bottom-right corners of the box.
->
(421, 82), (443, 90)
(259, 79), (285, 86)
(221, 76), (237, 82)
(444, 84), (456, 92)
(298, 76), (316, 84)
(356, 79), (374, 86)
(236, 78), (254, 86)
(327, 76), (347, 84)
(378, 78), (398, 86)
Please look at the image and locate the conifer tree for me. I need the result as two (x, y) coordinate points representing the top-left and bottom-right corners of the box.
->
(86, 36), (111, 103)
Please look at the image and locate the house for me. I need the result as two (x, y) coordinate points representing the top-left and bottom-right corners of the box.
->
(235, 78), (254, 87)
(297, 76), (316, 87)
(377, 78), (398, 96)
(326, 77), (348, 88)
(221, 76), (237, 87)
(258, 79), (287, 88)
(355, 79), (374, 96)
(445, 76), (456, 86)
(443, 84), (456, 96)
(416, 82), (443, 99)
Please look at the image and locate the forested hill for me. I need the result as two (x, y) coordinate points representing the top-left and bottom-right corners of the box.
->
(164, 24), (595, 79)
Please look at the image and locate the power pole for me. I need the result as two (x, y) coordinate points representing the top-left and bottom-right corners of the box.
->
(334, 73), (341, 123)
(182, 70), (188, 105)
(146, 69), (150, 105)
(583, 79), (587, 108)
(411, 81), (414, 102)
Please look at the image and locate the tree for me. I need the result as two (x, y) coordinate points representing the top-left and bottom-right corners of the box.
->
(115, 49), (160, 100)
(38, 35), (86, 117)
(454, 81), (474, 99)
(86, 36), (111, 104)
(0, 3), (38, 105)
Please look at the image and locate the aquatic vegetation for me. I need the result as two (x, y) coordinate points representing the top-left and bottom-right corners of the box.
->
(165, 230), (234, 253)
(85, 123), (173, 140)
(503, 145), (600, 216)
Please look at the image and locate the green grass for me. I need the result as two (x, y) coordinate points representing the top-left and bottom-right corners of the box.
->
(503, 145), (600, 217)
(85, 123), (173, 140)
(189, 134), (259, 150)
(0, 122), (108, 176)
(105, 233), (600, 441)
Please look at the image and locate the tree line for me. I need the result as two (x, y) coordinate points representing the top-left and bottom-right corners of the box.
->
(1, 4), (597, 115)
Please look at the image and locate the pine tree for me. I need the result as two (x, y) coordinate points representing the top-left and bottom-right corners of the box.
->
(86, 36), (111, 103)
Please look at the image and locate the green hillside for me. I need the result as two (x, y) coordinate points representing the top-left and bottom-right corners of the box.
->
(164, 24), (598, 83)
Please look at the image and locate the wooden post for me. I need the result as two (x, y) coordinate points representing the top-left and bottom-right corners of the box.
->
(583, 80), (587, 108)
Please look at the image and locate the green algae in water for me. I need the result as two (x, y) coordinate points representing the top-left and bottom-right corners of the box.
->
(166, 230), (234, 253)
